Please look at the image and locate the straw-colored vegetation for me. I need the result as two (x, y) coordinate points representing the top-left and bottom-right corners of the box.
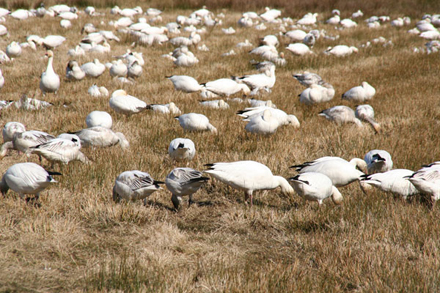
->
(1, 1), (440, 292)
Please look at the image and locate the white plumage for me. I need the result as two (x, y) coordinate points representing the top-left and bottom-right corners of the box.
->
(166, 168), (209, 209)
(286, 43), (314, 56)
(342, 82), (376, 102)
(109, 90), (147, 115)
(66, 61), (85, 81)
(167, 75), (201, 93)
(175, 113), (217, 133)
(319, 105), (363, 127)
(360, 169), (418, 199)
(74, 127), (129, 149)
(168, 138), (196, 162)
(81, 59), (106, 78)
(86, 111), (113, 129)
(364, 150), (393, 174)
(3, 122), (26, 143)
(199, 99), (229, 109)
(299, 83), (335, 105)
(1, 130), (55, 158)
(289, 172), (343, 205)
(147, 102), (181, 114)
(244, 109), (281, 135)
(355, 105), (381, 133)
(202, 78), (250, 96)
(293, 72), (324, 87)
(325, 45), (358, 57)
(40, 50), (60, 95)
(112, 170), (163, 203)
(408, 164), (440, 204)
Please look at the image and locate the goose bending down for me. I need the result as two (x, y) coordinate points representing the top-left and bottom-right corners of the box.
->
(237, 107), (300, 127)
(319, 105), (363, 127)
(1, 130), (55, 159)
(146, 102), (181, 115)
(299, 83), (335, 105)
(325, 45), (358, 57)
(360, 169), (418, 199)
(73, 126), (129, 149)
(199, 100), (229, 109)
(112, 170), (164, 203)
(175, 113), (217, 133)
(167, 75), (202, 93)
(66, 61), (85, 80)
(342, 82), (376, 102)
(81, 59), (106, 77)
(289, 172), (343, 205)
(3, 122), (26, 143)
(109, 90), (147, 115)
(286, 43), (314, 56)
(364, 150), (393, 174)
(165, 167), (209, 209)
(40, 50), (60, 95)
(86, 111), (113, 129)
(234, 62), (276, 92)
(244, 109), (281, 135)
(204, 160), (294, 206)
(291, 156), (367, 187)
(0, 162), (61, 200)
(168, 138), (196, 162)
(201, 78), (250, 96)
(293, 72), (324, 87)
(29, 135), (88, 166)
(355, 105), (381, 133)
(408, 164), (440, 206)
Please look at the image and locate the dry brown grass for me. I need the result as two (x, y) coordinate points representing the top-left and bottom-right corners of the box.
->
(1, 1), (440, 292)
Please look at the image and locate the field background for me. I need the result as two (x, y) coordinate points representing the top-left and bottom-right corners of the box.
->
(1, 0), (440, 292)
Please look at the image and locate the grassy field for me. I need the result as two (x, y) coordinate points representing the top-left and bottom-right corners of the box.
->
(1, 1), (440, 292)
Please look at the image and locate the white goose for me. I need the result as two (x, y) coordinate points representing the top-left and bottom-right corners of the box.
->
(0, 162), (60, 200)
(319, 105), (363, 127)
(109, 59), (128, 77)
(355, 105), (381, 133)
(168, 138), (196, 162)
(1, 130), (55, 159)
(342, 82), (376, 102)
(408, 164), (440, 206)
(293, 72), (324, 87)
(0, 69), (4, 89)
(88, 84), (109, 97)
(364, 150), (393, 174)
(6, 41), (22, 58)
(167, 75), (202, 93)
(73, 127), (129, 149)
(109, 89), (147, 116)
(112, 170), (164, 203)
(291, 156), (367, 187)
(299, 83), (335, 105)
(238, 107), (300, 127)
(201, 78), (250, 96)
(86, 111), (113, 129)
(175, 113), (217, 133)
(325, 45), (358, 57)
(199, 99), (229, 109)
(3, 122), (26, 143)
(360, 169), (418, 199)
(166, 167), (209, 209)
(81, 59), (106, 78)
(284, 30), (307, 42)
(286, 43), (314, 56)
(235, 62), (276, 92)
(204, 160), (294, 206)
(66, 61), (85, 81)
(244, 109), (281, 135)
(127, 60), (142, 78)
(289, 172), (343, 205)
(147, 102), (181, 115)
(40, 50), (60, 95)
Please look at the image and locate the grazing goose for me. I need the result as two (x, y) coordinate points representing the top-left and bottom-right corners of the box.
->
(286, 43), (314, 56)
(355, 105), (381, 133)
(73, 127), (129, 149)
(40, 50), (60, 95)
(168, 138), (196, 162)
(29, 135), (88, 166)
(408, 164), (440, 207)
(167, 75), (202, 93)
(204, 160), (294, 206)
(81, 59), (106, 78)
(3, 122), (26, 143)
(293, 72), (324, 87)
(291, 156), (367, 187)
(0, 162), (61, 200)
(289, 172), (343, 205)
(112, 170), (164, 203)
(1, 130), (55, 159)
(244, 109), (281, 135)
(299, 83), (335, 105)
(325, 45), (358, 57)
(201, 78), (250, 97)
(238, 107), (300, 127)
(109, 89), (147, 116)
(175, 113), (217, 133)
(86, 111), (113, 129)
(284, 30), (307, 42)
(235, 62), (276, 92)
(360, 169), (418, 199)
(147, 102), (181, 115)
(342, 82), (376, 102)
(199, 99), (230, 109)
(66, 61), (85, 81)
(165, 168), (209, 209)
(364, 150), (393, 174)
(319, 105), (363, 127)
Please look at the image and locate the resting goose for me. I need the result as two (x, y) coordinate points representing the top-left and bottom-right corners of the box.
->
(355, 105), (381, 133)
(289, 172), (343, 205)
(66, 61), (85, 80)
(86, 111), (113, 129)
(342, 82), (376, 102)
(165, 168), (209, 209)
(286, 43), (314, 56)
(293, 72), (324, 87)
(40, 50), (60, 95)
(81, 59), (106, 78)
(175, 113), (217, 133)
(319, 105), (363, 127)
(167, 75), (202, 93)
(147, 102), (181, 115)
(199, 100), (229, 109)
(238, 107), (300, 127)
(244, 109), (281, 135)
(291, 156), (367, 187)
(6, 41), (21, 58)
(201, 78), (250, 97)
(364, 150), (393, 174)
(299, 83), (335, 105)
(235, 62), (276, 92)
(204, 160), (294, 206)
(73, 126), (129, 149)
(168, 138), (196, 162)
(109, 89), (147, 116)
(88, 84), (109, 97)
(0, 162), (61, 200)
(112, 170), (164, 203)
(325, 45), (358, 57)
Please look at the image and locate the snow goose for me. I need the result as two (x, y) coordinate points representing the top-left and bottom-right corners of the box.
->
(355, 105), (381, 133)
(303, 33), (316, 47)
(202, 78), (250, 97)
(319, 105), (363, 127)
(109, 89), (147, 116)
(297, 13), (318, 25)
(73, 126), (129, 149)
(2, 122), (26, 143)
(199, 100), (229, 109)
(284, 30), (307, 42)
(38, 35), (66, 50)
(13, 95), (53, 111)
(204, 160), (294, 206)
(291, 156), (367, 187)
(238, 15), (253, 27)
(166, 167), (209, 209)
(248, 99), (275, 108)
(286, 43), (314, 56)
(364, 150), (393, 174)
(109, 59), (128, 77)
(234, 62), (276, 92)
(1, 130), (55, 159)
(29, 135), (88, 166)
(81, 59), (106, 78)
(66, 61), (85, 81)
(67, 45), (85, 57)
(86, 111), (113, 129)
(146, 8), (162, 16)
(407, 164), (440, 207)
(112, 170), (164, 203)
(238, 107), (300, 127)
(244, 109), (280, 135)
(260, 7), (281, 22)
(40, 50), (60, 95)
(360, 169), (418, 199)
(127, 60), (142, 78)
(10, 9), (33, 20)
(326, 13), (340, 25)
(289, 172), (343, 205)
(325, 45), (358, 57)
(249, 45), (277, 56)
(147, 102), (181, 115)
(175, 113), (217, 133)
(352, 10), (363, 18)
(85, 6), (95, 16)
(58, 11), (77, 20)
(0, 162), (60, 201)
(168, 138), (196, 162)
(342, 82), (376, 102)
(260, 35), (279, 47)
(174, 54), (199, 67)
(340, 19), (358, 28)
(6, 42), (21, 58)
(299, 83), (335, 105)
(167, 75), (202, 93)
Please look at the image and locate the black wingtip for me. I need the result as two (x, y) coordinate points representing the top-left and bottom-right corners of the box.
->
(48, 171), (62, 176)
(154, 180), (165, 185)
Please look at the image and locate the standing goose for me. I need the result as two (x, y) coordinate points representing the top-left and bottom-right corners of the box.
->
(109, 89), (147, 116)
(0, 162), (61, 201)
(167, 75), (202, 93)
(168, 138), (196, 162)
(40, 50), (60, 95)
(1, 130), (55, 159)
(319, 105), (363, 127)
(73, 126), (129, 149)
(342, 82), (376, 102)
(355, 105), (381, 133)
(291, 156), (367, 187)
(408, 164), (440, 207)
(289, 172), (343, 206)
(201, 78), (250, 97)
(360, 169), (419, 199)
(165, 167), (209, 209)
(175, 113), (217, 133)
(204, 160), (294, 206)
(112, 170), (164, 203)
(364, 150), (393, 174)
